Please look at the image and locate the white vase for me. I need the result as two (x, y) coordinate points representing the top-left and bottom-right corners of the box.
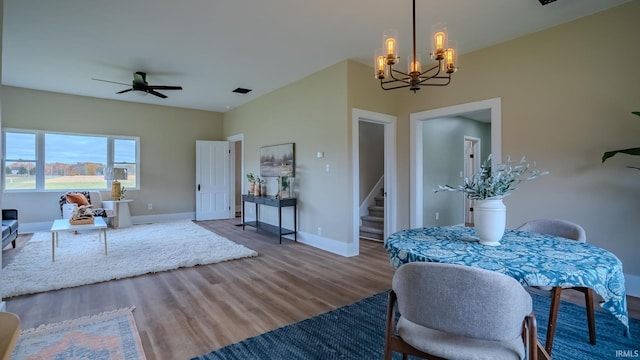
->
(474, 198), (506, 246)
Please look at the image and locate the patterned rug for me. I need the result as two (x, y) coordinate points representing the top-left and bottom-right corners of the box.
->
(11, 307), (146, 360)
(192, 291), (639, 360)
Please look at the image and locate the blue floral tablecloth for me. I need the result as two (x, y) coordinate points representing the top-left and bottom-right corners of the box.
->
(384, 226), (630, 335)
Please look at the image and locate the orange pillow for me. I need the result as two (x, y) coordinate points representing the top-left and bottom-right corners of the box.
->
(66, 193), (89, 206)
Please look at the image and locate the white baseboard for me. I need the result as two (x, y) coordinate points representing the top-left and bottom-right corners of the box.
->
(132, 212), (195, 225)
(239, 217), (358, 257)
(295, 231), (358, 257)
(625, 273), (640, 298)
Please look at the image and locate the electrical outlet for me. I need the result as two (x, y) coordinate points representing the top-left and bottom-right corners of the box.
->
(435, 212), (439, 220)
(317, 227), (322, 236)
(148, 203), (153, 210)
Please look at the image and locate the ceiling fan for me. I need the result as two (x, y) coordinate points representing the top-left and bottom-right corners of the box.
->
(92, 71), (182, 99)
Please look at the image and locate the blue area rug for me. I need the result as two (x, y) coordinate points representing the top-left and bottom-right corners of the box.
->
(193, 292), (639, 360)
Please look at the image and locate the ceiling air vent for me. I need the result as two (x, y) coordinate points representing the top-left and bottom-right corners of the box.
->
(232, 87), (252, 94)
(538, 0), (557, 5)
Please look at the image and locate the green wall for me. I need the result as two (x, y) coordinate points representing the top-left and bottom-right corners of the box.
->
(422, 117), (490, 226)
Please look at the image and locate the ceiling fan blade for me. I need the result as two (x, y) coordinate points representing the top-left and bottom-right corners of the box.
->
(146, 85), (183, 90)
(148, 90), (168, 99)
(92, 78), (130, 86)
(116, 88), (133, 94)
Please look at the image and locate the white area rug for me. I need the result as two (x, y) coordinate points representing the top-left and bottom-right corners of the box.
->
(1, 219), (258, 298)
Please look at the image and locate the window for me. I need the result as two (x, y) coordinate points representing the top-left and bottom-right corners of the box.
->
(3, 129), (139, 191)
(4, 132), (36, 190)
(113, 139), (137, 189)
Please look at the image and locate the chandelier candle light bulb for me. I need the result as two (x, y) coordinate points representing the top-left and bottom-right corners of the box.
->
(409, 54), (421, 74)
(445, 41), (457, 73)
(383, 29), (398, 64)
(433, 31), (446, 58)
(375, 49), (387, 79)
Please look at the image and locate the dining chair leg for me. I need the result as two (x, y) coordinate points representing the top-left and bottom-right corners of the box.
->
(383, 291), (396, 360)
(583, 288), (597, 345)
(546, 286), (563, 355)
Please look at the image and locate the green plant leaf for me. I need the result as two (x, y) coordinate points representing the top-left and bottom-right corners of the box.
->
(602, 148), (640, 163)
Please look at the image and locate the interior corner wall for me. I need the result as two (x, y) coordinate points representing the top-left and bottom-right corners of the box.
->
(1, 87), (224, 225)
(223, 61), (351, 245)
(395, 1), (640, 276)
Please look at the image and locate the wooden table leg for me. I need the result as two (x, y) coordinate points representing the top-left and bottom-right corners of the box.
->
(545, 286), (563, 355)
(51, 231), (55, 262)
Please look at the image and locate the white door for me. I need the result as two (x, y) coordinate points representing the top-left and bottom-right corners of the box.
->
(196, 141), (232, 220)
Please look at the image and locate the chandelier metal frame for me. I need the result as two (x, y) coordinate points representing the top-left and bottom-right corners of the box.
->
(375, 0), (458, 93)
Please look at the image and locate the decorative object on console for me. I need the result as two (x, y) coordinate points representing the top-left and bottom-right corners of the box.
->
(104, 167), (128, 200)
(246, 172), (256, 195)
(260, 143), (295, 177)
(374, 0), (458, 93)
(434, 155), (548, 246)
(277, 168), (294, 199)
(254, 177), (265, 196)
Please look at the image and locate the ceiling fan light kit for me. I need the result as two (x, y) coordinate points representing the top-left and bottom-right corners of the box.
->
(374, 0), (458, 93)
(94, 71), (182, 99)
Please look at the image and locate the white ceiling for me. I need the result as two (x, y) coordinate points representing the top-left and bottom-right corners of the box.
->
(2, 0), (629, 113)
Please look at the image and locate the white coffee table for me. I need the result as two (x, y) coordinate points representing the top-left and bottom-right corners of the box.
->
(50, 217), (108, 262)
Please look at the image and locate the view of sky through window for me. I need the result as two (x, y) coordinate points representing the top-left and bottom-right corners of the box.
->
(4, 131), (138, 190)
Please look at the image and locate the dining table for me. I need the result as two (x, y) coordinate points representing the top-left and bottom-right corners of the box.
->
(384, 226), (630, 354)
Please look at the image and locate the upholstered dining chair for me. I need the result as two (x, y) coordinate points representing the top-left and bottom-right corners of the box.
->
(516, 219), (596, 354)
(384, 262), (543, 360)
(0, 312), (20, 360)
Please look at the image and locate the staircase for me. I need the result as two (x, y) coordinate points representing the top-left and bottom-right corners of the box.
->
(359, 192), (385, 242)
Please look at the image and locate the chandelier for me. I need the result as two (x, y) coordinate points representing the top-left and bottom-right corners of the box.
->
(375, 0), (458, 93)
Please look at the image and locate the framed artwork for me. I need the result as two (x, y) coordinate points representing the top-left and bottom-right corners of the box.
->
(260, 143), (295, 177)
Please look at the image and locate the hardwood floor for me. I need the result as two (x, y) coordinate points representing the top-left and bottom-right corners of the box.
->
(2, 219), (639, 359)
(3, 219), (395, 359)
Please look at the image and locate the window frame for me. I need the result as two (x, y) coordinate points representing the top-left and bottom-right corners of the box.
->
(3, 128), (140, 192)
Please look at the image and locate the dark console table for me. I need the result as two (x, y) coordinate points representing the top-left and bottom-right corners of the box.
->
(242, 195), (297, 244)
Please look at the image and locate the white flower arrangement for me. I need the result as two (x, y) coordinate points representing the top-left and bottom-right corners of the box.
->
(434, 155), (548, 200)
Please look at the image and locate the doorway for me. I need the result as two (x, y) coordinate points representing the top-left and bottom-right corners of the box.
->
(351, 108), (397, 255)
(409, 98), (502, 228)
(227, 134), (244, 221)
